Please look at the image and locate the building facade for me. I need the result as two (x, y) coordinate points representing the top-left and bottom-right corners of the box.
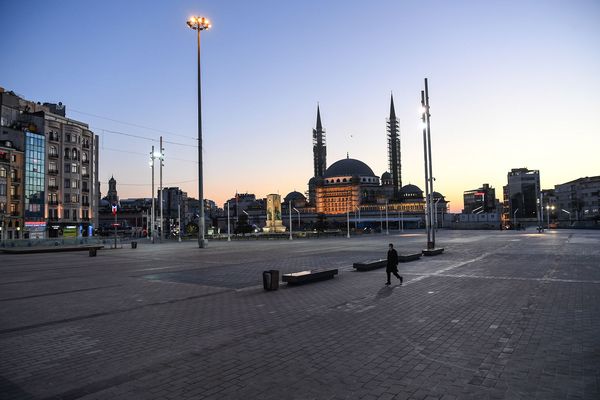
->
(503, 168), (540, 225)
(554, 176), (600, 224)
(0, 87), (99, 240)
(463, 183), (499, 214)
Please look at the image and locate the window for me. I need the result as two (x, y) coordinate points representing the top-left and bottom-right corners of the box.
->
(71, 180), (78, 189)
(49, 161), (57, 172)
(82, 166), (88, 175)
(64, 179), (70, 188)
(72, 149), (77, 159)
(0, 183), (5, 196)
(49, 177), (56, 187)
(64, 163), (70, 173)
(64, 209), (70, 219)
(71, 194), (79, 203)
(0, 167), (5, 177)
(49, 145), (57, 156)
(71, 163), (78, 173)
(82, 152), (88, 162)
(64, 148), (70, 159)
(10, 186), (15, 196)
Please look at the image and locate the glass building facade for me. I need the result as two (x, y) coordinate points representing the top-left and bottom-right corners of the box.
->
(24, 131), (45, 221)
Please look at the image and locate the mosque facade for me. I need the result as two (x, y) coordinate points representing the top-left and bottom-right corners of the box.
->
(299, 95), (447, 218)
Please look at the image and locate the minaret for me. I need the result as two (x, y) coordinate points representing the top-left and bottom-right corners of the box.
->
(312, 105), (327, 178)
(387, 94), (401, 200)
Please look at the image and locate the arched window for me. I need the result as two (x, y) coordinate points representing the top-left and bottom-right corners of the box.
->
(0, 167), (6, 178)
(342, 178), (347, 182)
(82, 152), (88, 162)
(336, 179), (340, 183)
(72, 149), (77, 159)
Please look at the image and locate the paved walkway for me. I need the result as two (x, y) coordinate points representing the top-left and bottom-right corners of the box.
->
(1, 230), (599, 399)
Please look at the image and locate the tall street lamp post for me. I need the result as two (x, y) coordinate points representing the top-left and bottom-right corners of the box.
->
(186, 15), (211, 248)
(546, 205), (555, 229)
(226, 201), (231, 242)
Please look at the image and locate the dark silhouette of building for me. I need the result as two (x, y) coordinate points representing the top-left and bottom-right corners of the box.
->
(463, 183), (498, 213)
(503, 168), (540, 224)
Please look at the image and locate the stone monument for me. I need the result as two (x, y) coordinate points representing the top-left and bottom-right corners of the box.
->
(263, 194), (286, 233)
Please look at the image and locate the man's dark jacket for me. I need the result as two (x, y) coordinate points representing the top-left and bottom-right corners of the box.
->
(387, 249), (399, 272)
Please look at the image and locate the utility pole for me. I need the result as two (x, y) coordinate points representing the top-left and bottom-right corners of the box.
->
(159, 136), (164, 241)
(178, 193), (182, 242)
(150, 146), (155, 244)
(289, 200), (293, 240)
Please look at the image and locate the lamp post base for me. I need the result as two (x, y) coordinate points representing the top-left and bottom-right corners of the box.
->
(198, 239), (208, 248)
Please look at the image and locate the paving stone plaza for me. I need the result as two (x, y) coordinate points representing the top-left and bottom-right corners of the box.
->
(1, 229), (599, 400)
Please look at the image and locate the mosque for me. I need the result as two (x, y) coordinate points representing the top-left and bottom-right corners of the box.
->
(283, 94), (447, 228)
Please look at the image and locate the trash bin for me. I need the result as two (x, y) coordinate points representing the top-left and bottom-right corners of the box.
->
(262, 270), (280, 291)
(89, 248), (97, 257)
(131, 241), (137, 249)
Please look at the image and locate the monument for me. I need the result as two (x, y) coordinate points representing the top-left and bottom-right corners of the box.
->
(263, 194), (286, 233)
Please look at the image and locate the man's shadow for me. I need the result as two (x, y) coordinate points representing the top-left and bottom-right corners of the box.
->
(375, 284), (399, 300)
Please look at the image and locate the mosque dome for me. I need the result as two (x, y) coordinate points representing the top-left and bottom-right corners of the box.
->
(323, 158), (376, 178)
(432, 191), (445, 200)
(400, 184), (424, 199)
(381, 172), (392, 180)
(284, 191), (306, 203)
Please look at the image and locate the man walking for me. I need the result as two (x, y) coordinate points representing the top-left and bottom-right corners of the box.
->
(386, 243), (403, 285)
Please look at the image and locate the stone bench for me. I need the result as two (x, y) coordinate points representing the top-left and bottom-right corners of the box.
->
(353, 259), (386, 271)
(282, 268), (338, 285)
(0, 245), (104, 257)
(422, 248), (444, 256)
(399, 253), (422, 262)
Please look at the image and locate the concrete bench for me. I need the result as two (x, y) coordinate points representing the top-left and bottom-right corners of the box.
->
(353, 259), (386, 271)
(282, 268), (338, 285)
(422, 248), (444, 256)
(399, 253), (422, 262)
(0, 245), (104, 257)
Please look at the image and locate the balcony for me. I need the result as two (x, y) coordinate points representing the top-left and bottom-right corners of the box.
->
(48, 169), (59, 175)
(82, 159), (89, 164)
(82, 173), (90, 179)
(64, 154), (70, 160)
(82, 187), (90, 193)
(10, 211), (20, 217)
(48, 153), (59, 159)
(82, 202), (90, 207)
(11, 194), (20, 200)
(83, 143), (90, 149)
(48, 185), (59, 191)
(49, 134), (59, 142)
(48, 200), (60, 206)
(11, 178), (21, 184)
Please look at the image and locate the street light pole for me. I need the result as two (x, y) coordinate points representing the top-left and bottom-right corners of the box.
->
(289, 200), (293, 240)
(385, 200), (389, 235)
(159, 136), (164, 242)
(421, 90), (431, 247)
(187, 15), (211, 248)
(293, 207), (300, 228)
(346, 205), (350, 238)
(178, 194), (181, 242)
(401, 210), (404, 232)
(514, 208), (519, 229)
(150, 146), (155, 244)
(227, 201), (231, 241)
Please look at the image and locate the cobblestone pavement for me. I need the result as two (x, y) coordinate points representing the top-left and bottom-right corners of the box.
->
(1, 229), (599, 399)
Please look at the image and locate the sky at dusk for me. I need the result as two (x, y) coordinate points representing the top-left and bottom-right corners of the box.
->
(1, 0), (599, 212)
